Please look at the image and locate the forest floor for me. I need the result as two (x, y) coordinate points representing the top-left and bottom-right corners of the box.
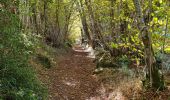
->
(35, 45), (128, 100)
(47, 45), (121, 100)
(47, 45), (102, 100)
(33, 45), (170, 100)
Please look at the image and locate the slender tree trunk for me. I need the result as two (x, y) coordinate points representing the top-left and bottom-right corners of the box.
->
(56, 0), (60, 33)
(63, 2), (74, 42)
(78, 0), (92, 45)
(52, 0), (61, 46)
(85, 0), (114, 56)
(110, 0), (116, 41)
(117, 0), (122, 43)
(133, 0), (164, 89)
(85, 0), (105, 46)
(44, 0), (48, 36)
(32, 2), (39, 34)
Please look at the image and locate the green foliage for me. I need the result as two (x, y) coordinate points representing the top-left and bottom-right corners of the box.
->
(0, 1), (47, 99)
(165, 47), (170, 54)
(118, 55), (129, 67)
(110, 42), (118, 49)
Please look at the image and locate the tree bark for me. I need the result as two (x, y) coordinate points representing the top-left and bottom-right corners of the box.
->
(85, 0), (105, 47)
(44, 0), (48, 36)
(110, 0), (116, 41)
(55, 0), (60, 37)
(63, 1), (75, 42)
(32, 1), (39, 34)
(51, 0), (61, 47)
(78, 0), (92, 45)
(133, 0), (164, 90)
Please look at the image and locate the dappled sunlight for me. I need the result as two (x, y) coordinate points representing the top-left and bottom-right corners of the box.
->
(62, 80), (79, 87)
(73, 45), (95, 58)
(1, 0), (170, 99)
(85, 46), (95, 58)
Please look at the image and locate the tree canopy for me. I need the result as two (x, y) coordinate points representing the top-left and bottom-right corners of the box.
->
(0, 0), (170, 99)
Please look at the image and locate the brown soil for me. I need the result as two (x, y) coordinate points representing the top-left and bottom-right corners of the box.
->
(46, 46), (102, 100)
(34, 46), (170, 100)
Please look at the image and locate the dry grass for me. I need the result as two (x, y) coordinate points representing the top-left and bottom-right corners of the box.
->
(96, 68), (143, 99)
(96, 68), (170, 100)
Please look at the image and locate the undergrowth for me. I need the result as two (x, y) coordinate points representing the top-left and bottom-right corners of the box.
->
(0, 6), (47, 99)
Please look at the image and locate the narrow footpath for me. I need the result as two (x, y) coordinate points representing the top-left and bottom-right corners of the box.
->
(48, 46), (102, 100)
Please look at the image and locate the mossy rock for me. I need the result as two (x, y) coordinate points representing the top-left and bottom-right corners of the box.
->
(37, 54), (51, 69)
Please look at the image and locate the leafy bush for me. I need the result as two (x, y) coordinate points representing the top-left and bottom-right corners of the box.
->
(0, 4), (47, 100)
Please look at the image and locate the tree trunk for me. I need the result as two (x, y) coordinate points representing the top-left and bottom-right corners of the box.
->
(85, 0), (115, 56)
(32, 2), (39, 34)
(85, 0), (105, 46)
(78, 0), (92, 46)
(44, 0), (48, 36)
(110, 0), (116, 41)
(133, 0), (164, 90)
(52, 0), (61, 47)
(63, 2), (74, 42)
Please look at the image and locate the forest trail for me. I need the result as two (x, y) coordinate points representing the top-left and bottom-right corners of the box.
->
(47, 45), (103, 100)
(45, 45), (126, 100)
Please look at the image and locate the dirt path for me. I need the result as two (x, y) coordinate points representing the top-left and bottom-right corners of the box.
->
(48, 46), (102, 100)
(37, 46), (170, 100)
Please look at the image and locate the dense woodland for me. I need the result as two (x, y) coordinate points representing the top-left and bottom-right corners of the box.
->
(0, 0), (170, 99)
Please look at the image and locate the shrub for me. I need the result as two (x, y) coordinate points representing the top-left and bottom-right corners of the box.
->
(0, 4), (47, 99)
